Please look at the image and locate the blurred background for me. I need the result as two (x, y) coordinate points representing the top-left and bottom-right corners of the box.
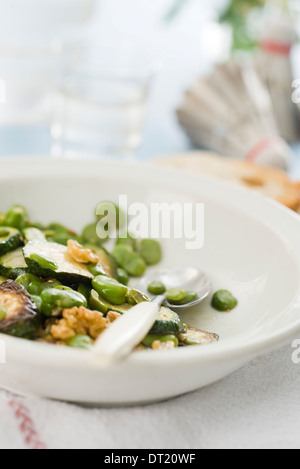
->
(0, 0), (300, 174)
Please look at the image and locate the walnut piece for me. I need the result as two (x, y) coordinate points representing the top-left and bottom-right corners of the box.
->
(151, 340), (176, 351)
(106, 311), (121, 323)
(50, 306), (108, 341)
(66, 240), (99, 264)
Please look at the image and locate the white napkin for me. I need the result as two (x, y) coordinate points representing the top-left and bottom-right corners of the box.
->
(0, 340), (299, 449)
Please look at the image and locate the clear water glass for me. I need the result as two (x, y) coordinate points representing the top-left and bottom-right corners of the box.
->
(51, 63), (154, 158)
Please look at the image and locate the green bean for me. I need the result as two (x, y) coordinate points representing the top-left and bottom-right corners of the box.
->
(84, 244), (117, 278)
(117, 268), (129, 286)
(41, 288), (87, 310)
(47, 232), (70, 245)
(0, 305), (7, 321)
(31, 222), (46, 231)
(142, 334), (179, 348)
(40, 302), (55, 317)
(78, 284), (91, 302)
(138, 239), (162, 266)
(46, 223), (82, 246)
(166, 289), (186, 304)
(89, 289), (108, 314)
(173, 291), (198, 306)
(4, 205), (30, 230)
(48, 231), (83, 246)
(16, 273), (44, 296)
(41, 280), (62, 291)
(67, 335), (93, 350)
(87, 263), (106, 277)
(126, 289), (149, 305)
(16, 275), (62, 297)
(166, 289), (198, 306)
(31, 295), (42, 310)
(30, 254), (58, 271)
(211, 290), (238, 312)
(43, 229), (55, 238)
(147, 281), (166, 295)
(92, 276), (128, 305)
(47, 223), (70, 233)
(112, 246), (146, 277)
(116, 234), (136, 250)
(82, 222), (101, 245)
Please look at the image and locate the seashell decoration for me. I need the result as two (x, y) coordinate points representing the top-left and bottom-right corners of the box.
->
(177, 61), (293, 170)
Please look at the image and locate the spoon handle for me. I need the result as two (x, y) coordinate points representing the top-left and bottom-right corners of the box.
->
(91, 296), (165, 365)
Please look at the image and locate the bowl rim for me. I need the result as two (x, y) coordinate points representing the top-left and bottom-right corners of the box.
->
(1, 155), (300, 370)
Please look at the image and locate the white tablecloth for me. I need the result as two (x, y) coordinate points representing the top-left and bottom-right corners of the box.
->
(0, 340), (299, 449)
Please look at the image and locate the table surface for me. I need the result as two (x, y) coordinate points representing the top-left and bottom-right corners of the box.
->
(1, 0), (300, 449)
(1, 341), (300, 449)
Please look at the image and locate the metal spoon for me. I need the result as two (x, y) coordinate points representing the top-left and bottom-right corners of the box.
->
(91, 267), (211, 365)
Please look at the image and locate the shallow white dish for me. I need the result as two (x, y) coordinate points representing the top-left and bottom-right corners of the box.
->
(1, 157), (300, 406)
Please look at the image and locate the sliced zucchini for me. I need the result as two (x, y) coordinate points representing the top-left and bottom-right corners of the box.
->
(178, 327), (219, 346)
(142, 334), (179, 348)
(150, 307), (185, 335)
(0, 280), (40, 338)
(96, 299), (184, 334)
(0, 227), (22, 256)
(0, 248), (28, 279)
(22, 227), (46, 243)
(23, 239), (93, 285)
(84, 243), (117, 278)
(96, 298), (132, 315)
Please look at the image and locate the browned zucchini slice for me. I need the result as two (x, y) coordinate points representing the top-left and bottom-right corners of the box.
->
(0, 280), (40, 338)
(179, 327), (219, 346)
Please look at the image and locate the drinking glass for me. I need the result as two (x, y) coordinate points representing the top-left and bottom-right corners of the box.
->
(51, 52), (156, 158)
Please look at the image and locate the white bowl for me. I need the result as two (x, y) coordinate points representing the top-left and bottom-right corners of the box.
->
(0, 157), (300, 406)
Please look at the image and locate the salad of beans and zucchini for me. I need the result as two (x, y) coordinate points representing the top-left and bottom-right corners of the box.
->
(0, 204), (237, 352)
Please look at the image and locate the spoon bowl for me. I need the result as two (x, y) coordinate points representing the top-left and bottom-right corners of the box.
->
(92, 267), (211, 364)
(137, 266), (212, 311)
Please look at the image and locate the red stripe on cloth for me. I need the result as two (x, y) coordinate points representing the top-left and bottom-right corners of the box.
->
(9, 399), (48, 449)
(246, 138), (281, 162)
(259, 40), (292, 55)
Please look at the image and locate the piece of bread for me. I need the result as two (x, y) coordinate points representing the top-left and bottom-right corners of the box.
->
(155, 151), (300, 211)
